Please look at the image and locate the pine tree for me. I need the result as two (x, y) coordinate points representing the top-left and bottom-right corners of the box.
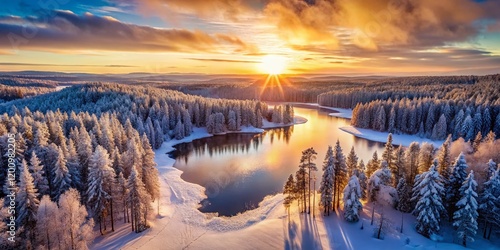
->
(479, 168), (499, 240)
(405, 142), (420, 186)
(141, 135), (160, 203)
(16, 160), (39, 248)
(127, 166), (152, 233)
(320, 148), (334, 215)
(346, 146), (358, 177)
(283, 174), (296, 218)
(413, 164), (445, 238)
(472, 131), (482, 153)
(446, 153), (469, 220)
(437, 136), (452, 182)
(343, 175), (362, 222)
(486, 159), (497, 180)
(396, 178), (411, 213)
(52, 146), (71, 200)
(417, 143), (434, 174)
(357, 160), (368, 199)
(332, 141), (347, 209)
(453, 171), (478, 247)
(382, 134), (395, 177)
(365, 151), (380, 178)
(300, 147), (317, 214)
(86, 145), (115, 235)
(29, 151), (48, 197)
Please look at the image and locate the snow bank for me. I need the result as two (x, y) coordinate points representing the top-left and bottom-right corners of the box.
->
(328, 108), (352, 119)
(340, 126), (445, 147)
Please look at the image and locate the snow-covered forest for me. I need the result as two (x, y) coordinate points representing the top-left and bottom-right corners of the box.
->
(284, 133), (500, 247)
(0, 82), (294, 249)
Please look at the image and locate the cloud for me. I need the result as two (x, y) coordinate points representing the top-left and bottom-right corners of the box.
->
(0, 62), (136, 67)
(0, 10), (255, 54)
(185, 58), (259, 63)
(135, 0), (500, 52)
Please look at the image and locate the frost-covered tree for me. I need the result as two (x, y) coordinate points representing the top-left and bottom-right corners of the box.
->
(52, 146), (72, 201)
(127, 166), (152, 233)
(431, 114), (447, 140)
(413, 164), (445, 238)
(343, 175), (362, 222)
(446, 153), (469, 219)
(86, 145), (115, 234)
(382, 134), (395, 176)
(346, 147), (358, 177)
(486, 159), (497, 180)
(368, 161), (394, 205)
(140, 135), (160, 204)
(479, 168), (500, 240)
(472, 132), (482, 153)
(29, 151), (48, 197)
(16, 160), (39, 248)
(396, 178), (412, 213)
(320, 147), (334, 215)
(332, 141), (347, 209)
(58, 188), (94, 250)
(36, 196), (59, 250)
(453, 171), (478, 247)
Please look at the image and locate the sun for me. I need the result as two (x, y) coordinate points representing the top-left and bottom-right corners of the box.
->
(259, 55), (287, 75)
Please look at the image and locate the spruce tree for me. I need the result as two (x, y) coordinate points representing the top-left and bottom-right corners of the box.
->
(333, 141), (347, 209)
(413, 164), (445, 238)
(16, 160), (40, 248)
(396, 178), (411, 213)
(320, 148), (334, 215)
(283, 174), (296, 218)
(382, 134), (395, 178)
(52, 146), (71, 200)
(453, 171), (478, 247)
(446, 153), (469, 220)
(127, 166), (152, 233)
(346, 146), (358, 177)
(479, 168), (500, 239)
(343, 175), (362, 222)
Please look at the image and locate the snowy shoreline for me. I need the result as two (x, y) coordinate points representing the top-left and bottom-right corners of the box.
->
(339, 126), (445, 147)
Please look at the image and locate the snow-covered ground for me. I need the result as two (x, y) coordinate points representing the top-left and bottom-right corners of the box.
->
(340, 126), (446, 148)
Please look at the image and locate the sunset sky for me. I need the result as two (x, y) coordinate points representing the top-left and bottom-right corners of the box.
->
(1, 0), (500, 75)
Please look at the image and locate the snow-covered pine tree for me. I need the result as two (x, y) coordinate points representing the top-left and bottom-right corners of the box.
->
(453, 171), (478, 247)
(140, 135), (160, 204)
(52, 146), (71, 200)
(446, 153), (469, 220)
(320, 147), (334, 215)
(368, 161), (394, 204)
(472, 132), (482, 153)
(396, 178), (411, 213)
(486, 159), (497, 180)
(479, 168), (499, 240)
(29, 151), (48, 197)
(86, 145), (116, 235)
(413, 164), (445, 238)
(283, 174), (296, 218)
(393, 145), (406, 186)
(346, 146), (358, 177)
(58, 188), (94, 249)
(343, 175), (362, 222)
(333, 140), (347, 209)
(16, 160), (39, 248)
(127, 166), (152, 233)
(382, 134), (396, 179)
